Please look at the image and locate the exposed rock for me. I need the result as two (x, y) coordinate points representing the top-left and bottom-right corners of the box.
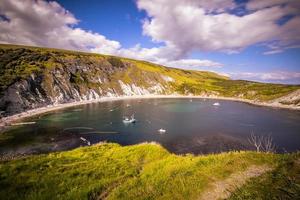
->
(272, 89), (300, 106)
(0, 50), (172, 115)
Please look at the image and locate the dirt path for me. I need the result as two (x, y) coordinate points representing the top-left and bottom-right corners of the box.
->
(198, 165), (272, 200)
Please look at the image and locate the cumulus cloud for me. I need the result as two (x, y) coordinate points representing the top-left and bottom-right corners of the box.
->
(0, 0), (220, 69)
(137, 0), (300, 55)
(229, 71), (300, 84)
(106, 44), (222, 67)
(163, 59), (223, 68)
(0, 0), (121, 54)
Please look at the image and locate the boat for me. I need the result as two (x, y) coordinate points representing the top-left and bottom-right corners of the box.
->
(190, 99), (193, 102)
(126, 104), (131, 107)
(123, 114), (136, 123)
(158, 128), (166, 133)
(213, 102), (220, 106)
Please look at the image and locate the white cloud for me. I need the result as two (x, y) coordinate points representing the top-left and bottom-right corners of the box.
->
(164, 59), (223, 68)
(0, 0), (121, 54)
(0, 0), (221, 69)
(137, 0), (300, 55)
(229, 71), (300, 84)
(95, 41), (221, 68)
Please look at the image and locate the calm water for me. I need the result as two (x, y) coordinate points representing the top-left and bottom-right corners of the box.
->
(1, 98), (300, 155)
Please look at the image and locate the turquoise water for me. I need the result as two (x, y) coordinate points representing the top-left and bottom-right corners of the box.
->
(1, 98), (300, 155)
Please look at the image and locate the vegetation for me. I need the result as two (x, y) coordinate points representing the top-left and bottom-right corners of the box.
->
(0, 143), (298, 200)
(229, 153), (300, 200)
(0, 43), (299, 102)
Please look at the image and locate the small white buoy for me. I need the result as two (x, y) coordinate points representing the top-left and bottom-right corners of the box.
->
(123, 114), (136, 123)
(213, 102), (220, 106)
(158, 128), (166, 133)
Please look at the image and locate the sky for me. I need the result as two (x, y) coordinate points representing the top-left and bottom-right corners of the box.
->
(0, 0), (300, 84)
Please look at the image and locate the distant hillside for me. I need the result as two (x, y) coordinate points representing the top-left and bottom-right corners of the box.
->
(0, 44), (299, 115)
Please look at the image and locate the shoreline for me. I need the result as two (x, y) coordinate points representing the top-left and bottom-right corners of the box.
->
(0, 95), (299, 132)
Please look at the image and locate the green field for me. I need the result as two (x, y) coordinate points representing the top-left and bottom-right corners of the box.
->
(0, 143), (299, 200)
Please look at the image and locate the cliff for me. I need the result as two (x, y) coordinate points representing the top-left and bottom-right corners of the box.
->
(0, 44), (299, 116)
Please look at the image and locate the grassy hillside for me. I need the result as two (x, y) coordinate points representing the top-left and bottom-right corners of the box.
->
(1, 43), (299, 102)
(0, 143), (299, 200)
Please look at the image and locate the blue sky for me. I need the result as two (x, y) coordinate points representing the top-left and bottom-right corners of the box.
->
(0, 0), (300, 84)
(58, 0), (150, 48)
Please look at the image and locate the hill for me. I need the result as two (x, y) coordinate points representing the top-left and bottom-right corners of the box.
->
(0, 44), (299, 115)
(0, 143), (299, 199)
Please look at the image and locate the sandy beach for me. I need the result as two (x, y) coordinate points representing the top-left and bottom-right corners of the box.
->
(0, 94), (299, 132)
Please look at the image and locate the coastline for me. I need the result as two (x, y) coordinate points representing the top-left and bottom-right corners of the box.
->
(0, 94), (299, 132)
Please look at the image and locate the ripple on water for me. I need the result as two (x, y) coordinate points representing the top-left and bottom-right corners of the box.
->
(1, 98), (300, 156)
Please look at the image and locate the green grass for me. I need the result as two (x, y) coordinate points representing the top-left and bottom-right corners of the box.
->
(0, 142), (298, 200)
(229, 153), (300, 200)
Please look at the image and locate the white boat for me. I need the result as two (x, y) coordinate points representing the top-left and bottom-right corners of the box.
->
(190, 99), (193, 102)
(126, 104), (131, 107)
(213, 102), (220, 106)
(158, 128), (166, 133)
(123, 115), (136, 123)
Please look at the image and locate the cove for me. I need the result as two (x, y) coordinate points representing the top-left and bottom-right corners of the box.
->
(1, 98), (300, 157)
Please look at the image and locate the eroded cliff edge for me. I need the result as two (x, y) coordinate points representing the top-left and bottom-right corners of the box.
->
(0, 44), (299, 116)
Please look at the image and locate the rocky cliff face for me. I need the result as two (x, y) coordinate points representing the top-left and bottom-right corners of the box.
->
(0, 47), (177, 115)
(0, 44), (299, 116)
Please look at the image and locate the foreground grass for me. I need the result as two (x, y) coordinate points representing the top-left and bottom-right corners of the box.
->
(0, 143), (298, 200)
(229, 153), (300, 200)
